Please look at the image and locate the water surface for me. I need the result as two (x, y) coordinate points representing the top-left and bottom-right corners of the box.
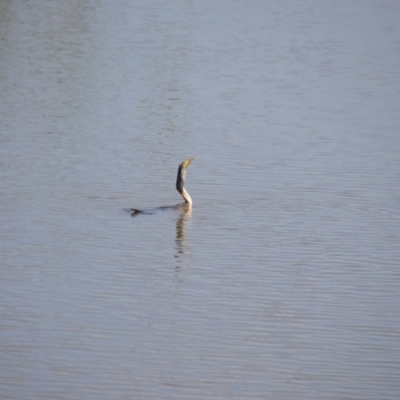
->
(1, 1), (400, 399)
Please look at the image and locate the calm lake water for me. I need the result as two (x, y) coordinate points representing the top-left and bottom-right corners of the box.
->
(1, 1), (400, 399)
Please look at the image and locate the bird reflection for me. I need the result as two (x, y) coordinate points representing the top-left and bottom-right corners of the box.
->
(174, 206), (192, 280)
(175, 206), (192, 259)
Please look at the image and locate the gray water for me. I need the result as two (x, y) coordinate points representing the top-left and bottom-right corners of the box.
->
(1, 1), (400, 399)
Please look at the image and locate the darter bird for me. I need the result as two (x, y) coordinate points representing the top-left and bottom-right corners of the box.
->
(125, 157), (195, 216)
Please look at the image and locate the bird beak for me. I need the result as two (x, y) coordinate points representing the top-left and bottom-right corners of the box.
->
(184, 157), (195, 168)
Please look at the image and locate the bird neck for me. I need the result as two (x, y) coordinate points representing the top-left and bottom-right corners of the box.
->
(181, 187), (193, 206)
